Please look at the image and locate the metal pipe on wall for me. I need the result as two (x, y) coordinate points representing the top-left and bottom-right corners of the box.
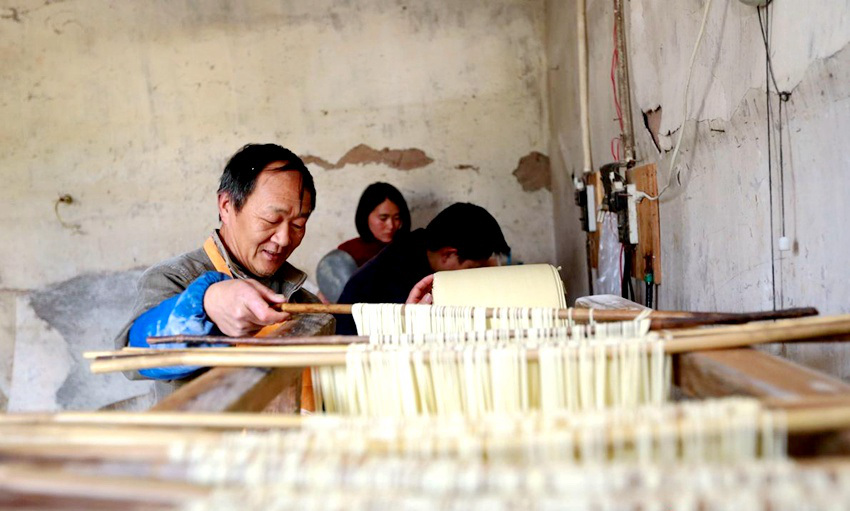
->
(614, 0), (636, 164)
(577, 0), (593, 175)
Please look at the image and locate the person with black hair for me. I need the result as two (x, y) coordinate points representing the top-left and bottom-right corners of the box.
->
(338, 182), (411, 267)
(114, 143), (321, 391)
(334, 202), (510, 335)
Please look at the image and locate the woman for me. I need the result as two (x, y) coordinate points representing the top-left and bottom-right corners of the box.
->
(338, 182), (411, 267)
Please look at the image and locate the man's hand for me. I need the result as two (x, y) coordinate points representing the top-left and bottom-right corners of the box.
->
(204, 279), (291, 336)
(406, 274), (434, 304)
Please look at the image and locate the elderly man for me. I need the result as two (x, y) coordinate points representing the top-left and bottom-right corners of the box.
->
(115, 144), (320, 389)
(334, 202), (510, 334)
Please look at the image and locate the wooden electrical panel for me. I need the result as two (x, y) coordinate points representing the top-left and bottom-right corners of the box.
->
(627, 163), (661, 284)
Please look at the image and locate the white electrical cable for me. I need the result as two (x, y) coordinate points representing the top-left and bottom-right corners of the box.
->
(643, 0), (715, 202)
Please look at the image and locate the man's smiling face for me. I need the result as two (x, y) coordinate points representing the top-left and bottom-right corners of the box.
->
(218, 162), (312, 277)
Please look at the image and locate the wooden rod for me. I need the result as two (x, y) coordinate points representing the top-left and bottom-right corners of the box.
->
(147, 334), (364, 346)
(0, 463), (207, 503)
(89, 351), (347, 373)
(273, 303), (816, 323)
(148, 306), (817, 348)
(2, 405), (850, 447)
(105, 345), (351, 357)
(784, 406), (850, 435)
(670, 312), (850, 338)
(0, 411), (305, 430)
(648, 307), (818, 329)
(277, 303), (352, 314)
(662, 314), (850, 354)
(144, 310), (837, 350)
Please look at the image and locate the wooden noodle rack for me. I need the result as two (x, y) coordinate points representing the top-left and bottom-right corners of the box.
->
(7, 309), (850, 509)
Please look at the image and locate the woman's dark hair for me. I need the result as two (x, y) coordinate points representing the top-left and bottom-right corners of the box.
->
(354, 182), (411, 242)
(218, 143), (316, 213)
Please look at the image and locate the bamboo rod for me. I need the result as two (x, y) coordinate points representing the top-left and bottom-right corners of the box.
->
(669, 312), (850, 338)
(147, 306), (819, 346)
(147, 334), (364, 347)
(662, 314), (850, 354)
(0, 411), (305, 430)
(87, 345), (352, 360)
(83, 347), (150, 359)
(0, 423), (225, 447)
(1, 405), (850, 450)
(89, 351), (346, 373)
(1, 389), (850, 459)
(0, 441), (171, 464)
(0, 463), (207, 503)
(785, 406), (850, 435)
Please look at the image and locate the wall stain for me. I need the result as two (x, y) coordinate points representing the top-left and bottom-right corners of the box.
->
(454, 164), (479, 172)
(2, 1), (73, 23)
(301, 144), (433, 171)
(1, 7), (21, 22)
(512, 151), (551, 192)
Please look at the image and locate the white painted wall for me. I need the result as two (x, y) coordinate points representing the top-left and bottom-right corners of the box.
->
(0, 0), (553, 410)
(547, 0), (850, 376)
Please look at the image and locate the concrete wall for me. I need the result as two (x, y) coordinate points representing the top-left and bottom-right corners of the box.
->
(547, 0), (850, 376)
(0, 0), (553, 410)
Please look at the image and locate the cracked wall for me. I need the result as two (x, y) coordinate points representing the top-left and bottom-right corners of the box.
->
(0, 0), (553, 410)
(547, 0), (850, 377)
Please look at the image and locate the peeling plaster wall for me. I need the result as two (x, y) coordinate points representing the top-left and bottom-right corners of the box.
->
(0, 0), (552, 410)
(547, 0), (850, 377)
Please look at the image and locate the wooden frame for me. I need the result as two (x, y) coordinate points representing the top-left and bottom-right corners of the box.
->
(151, 313), (334, 413)
(676, 347), (850, 402)
(675, 334), (850, 456)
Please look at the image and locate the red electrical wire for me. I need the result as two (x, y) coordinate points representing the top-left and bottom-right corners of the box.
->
(610, 137), (621, 161)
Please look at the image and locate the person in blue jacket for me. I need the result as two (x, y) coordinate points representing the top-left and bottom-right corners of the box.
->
(114, 144), (321, 396)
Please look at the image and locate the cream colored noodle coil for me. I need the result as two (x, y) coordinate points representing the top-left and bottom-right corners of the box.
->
(169, 398), (785, 486)
(183, 461), (850, 511)
(169, 398), (825, 511)
(313, 322), (668, 416)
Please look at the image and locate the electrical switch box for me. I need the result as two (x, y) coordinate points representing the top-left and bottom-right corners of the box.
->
(626, 164), (662, 284)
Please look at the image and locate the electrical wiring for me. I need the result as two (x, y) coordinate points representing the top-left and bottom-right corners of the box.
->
(642, 0), (715, 202)
(757, 4), (790, 311)
(757, 8), (781, 94)
(610, 137), (621, 161)
(758, 6), (788, 238)
(761, 5), (778, 310)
